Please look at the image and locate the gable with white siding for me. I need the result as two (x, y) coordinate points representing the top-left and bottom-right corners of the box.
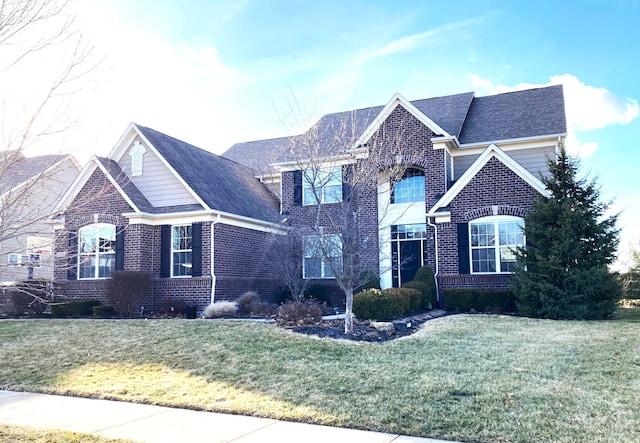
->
(118, 137), (199, 207)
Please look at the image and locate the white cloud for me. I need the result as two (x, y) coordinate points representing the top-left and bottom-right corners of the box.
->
(611, 193), (640, 272)
(468, 74), (639, 158)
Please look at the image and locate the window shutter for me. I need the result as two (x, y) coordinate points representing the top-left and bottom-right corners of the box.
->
(342, 165), (352, 202)
(457, 223), (470, 275)
(191, 223), (202, 277)
(115, 226), (125, 271)
(160, 225), (171, 278)
(293, 170), (302, 206)
(67, 230), (77, 280)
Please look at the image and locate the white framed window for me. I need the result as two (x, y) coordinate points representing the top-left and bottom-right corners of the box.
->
(78, 224), (116, 279)
(470, 216), (524, 274)
(391, 168), (425, 204)
(303, 234), (342, 279)
(303, 167), (342, 205)
(172, 225), (192, 277)
(8, 253), (20, 266)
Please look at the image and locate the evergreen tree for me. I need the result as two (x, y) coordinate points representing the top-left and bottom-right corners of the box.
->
(512, 145), (621, 319)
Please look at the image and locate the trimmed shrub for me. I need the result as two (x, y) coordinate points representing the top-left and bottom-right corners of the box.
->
(443, 289), (516, 313)
(276, 301), (323, 325)
(203, 301), (238, 318)
(304, 284), (329, 303)
(106, 271), (152, 317)
(93, 305), (115, 317)
(411, 266), (437, 308)
(51, 299), (101, 318)
(353, 287), (420, 321)
(401, 281), (433, 310)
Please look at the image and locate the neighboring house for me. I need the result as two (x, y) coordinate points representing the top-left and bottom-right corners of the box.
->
(0, 153), (80, 285)
(224, 85), (567, 297)
(52, 124), (284, 311)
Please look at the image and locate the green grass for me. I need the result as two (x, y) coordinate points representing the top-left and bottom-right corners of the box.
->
(1, 312), (639, 443)
(0, 424), (133, 442)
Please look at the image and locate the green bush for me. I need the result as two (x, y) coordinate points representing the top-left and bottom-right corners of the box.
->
(51, 299), (101, 318)
(92, 305), (115, 317)
(402, 281), (434, 310)
(443, 289), (516, 313)
(106, 271), (152, 317)
(411, 266), (437, 307)
(353, 287), (421, 321)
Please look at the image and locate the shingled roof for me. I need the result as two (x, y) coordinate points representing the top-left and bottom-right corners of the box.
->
(458, 84), (566, 144)
(0, 153), (72, 192)
(136, 125), (280, 223)
(223, 85), (566, 170)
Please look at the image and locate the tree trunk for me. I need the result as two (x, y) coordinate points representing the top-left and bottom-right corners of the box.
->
(344, 288), (354, 334)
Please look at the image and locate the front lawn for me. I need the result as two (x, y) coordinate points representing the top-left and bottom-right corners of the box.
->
(0, 313), (639, 442)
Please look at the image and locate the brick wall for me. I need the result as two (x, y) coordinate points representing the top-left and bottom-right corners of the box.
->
(55, 168), (285, 312)
(436, 156), (540, 293)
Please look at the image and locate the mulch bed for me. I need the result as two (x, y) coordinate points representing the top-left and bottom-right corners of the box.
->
(286, 310), (450, 342)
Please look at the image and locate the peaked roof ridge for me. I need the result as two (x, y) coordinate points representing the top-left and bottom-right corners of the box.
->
(474, 83), (563, 98)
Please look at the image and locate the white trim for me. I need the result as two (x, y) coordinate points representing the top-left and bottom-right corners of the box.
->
(170, 224), (193, 278)
(93, 159), (141, 212)
(274, 152), (361, 172)
(77, 223), (116, 280)
(122, 208), (287, 234)
(468, 215), (524, 274)
(458, 133), (567, 149)
(428, 144), (549, 214)
(354, 93), (451, 148)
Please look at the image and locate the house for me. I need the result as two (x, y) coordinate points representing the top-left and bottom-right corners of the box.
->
(53, 85), (566, 311)
(0, 153), (80, 285)
(224, 85), (567, 297)
(52, 124), (284, 311)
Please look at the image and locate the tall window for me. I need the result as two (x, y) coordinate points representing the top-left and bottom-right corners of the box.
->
(303, 167), (342, 205)
(470, 216), (524, 273)
(303, 234), (342, 279)
(391, 168), (425, 203)
(172, 225), (193, 277)
(78, 224), (115, 279)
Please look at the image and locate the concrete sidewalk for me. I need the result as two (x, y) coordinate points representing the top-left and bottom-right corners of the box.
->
(0, 390), (457, 443)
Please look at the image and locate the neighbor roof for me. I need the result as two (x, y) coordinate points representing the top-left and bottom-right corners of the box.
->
(0, 153), (72, 191)
(136, 125), (280, 223)
(223, 85), (566, 170)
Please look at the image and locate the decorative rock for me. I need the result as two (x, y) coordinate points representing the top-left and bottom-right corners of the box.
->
(370, 321), (395, 334)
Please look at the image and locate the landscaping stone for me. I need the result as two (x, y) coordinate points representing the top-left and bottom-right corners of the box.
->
(371, 322), (395, 334)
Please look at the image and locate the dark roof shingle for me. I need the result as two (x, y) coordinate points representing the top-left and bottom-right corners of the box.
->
(136, 125), (280, 223)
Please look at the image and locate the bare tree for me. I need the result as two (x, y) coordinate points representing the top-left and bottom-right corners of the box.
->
(0, 0), (98, 309)
(266, 229), (309, 302)
(280, 106), (425, 333)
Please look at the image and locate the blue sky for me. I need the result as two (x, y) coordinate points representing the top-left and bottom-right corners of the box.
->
(4, 0), (639, 268)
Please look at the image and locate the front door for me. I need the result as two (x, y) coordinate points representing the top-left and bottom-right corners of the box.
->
(391, 224), (428, 287)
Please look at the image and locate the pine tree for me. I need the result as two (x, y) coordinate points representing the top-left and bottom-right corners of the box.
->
(512, 145), (621, 319)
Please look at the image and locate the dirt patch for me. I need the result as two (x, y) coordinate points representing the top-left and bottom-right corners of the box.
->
(285, 310), (450, 342)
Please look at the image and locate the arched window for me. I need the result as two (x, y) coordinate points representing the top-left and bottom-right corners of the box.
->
(78, 224), (116, 279)
(391, 168), (425, 204)
(469, 216), (524, 273)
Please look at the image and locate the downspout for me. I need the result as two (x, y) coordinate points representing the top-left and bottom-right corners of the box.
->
(210, 214), (221, 304)
(427, 217), (440, 302)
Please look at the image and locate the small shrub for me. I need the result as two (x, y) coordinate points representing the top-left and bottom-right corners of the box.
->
(443, 289), (516, 313)
(51, 299), (101, 317)
(162, 298), (187, 316)
(411, 266), (437, 307)
(93, 305), (115, 317)
(4, 290), (31, 316)
(236, 291), (262, 315)
(276, 301), (323, 325)
(203, 301), (238, 318)
(106, 271), (152, 317)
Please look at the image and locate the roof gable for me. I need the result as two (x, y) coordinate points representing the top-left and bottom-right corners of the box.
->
(136, 125), (280, 223)
(354, 93), (451, 147)
(0, 153), (78, 193)
(428, 143), (550, 214)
